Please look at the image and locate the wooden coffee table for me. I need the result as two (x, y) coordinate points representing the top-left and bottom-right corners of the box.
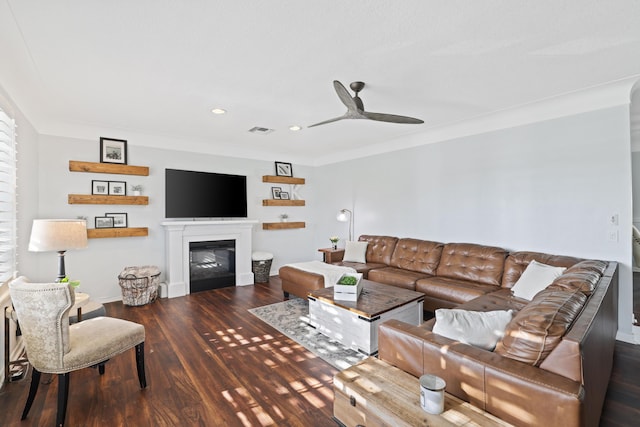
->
(308, 280), (424, 355)
(334, 357), (512, 427)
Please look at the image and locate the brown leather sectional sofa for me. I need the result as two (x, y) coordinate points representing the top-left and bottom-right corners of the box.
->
(278, 235), (619, 426)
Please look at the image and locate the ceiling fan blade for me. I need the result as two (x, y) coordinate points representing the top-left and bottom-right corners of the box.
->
(362, 111), (424, 124)
(308, 115), (347, 128)
(333, 80), (358, 111)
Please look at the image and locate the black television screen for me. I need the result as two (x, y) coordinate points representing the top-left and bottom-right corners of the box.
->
(165, 168), (248, 218)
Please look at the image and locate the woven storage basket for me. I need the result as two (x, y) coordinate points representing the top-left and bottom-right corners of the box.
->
(252, 252), (273, 283)
(118, 265), (160, 306)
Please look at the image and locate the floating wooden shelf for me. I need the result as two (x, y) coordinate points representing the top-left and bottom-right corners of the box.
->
(69, 160), (149, 176)
(262, 175), (305, 185)
(87, 227), (149, 239)
(262, 222), (305, 230)
(68, 194), (149, 205)
(262, 199), (305, 206)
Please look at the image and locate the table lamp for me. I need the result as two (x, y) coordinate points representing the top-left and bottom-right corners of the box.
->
(28, 219), (88, 282)
(336, 209), (353, 242)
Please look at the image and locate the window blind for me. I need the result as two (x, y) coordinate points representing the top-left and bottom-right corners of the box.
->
(0, 107), (17, 281)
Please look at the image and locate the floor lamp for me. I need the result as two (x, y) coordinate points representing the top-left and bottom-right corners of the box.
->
(28, 219), (88, 282)
(336, 209), (353, 242)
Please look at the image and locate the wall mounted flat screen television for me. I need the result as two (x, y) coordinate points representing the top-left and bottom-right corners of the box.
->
(165, 168), (248, 218)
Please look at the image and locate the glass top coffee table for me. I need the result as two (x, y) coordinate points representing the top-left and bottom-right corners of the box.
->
(308, 279), (424, 355)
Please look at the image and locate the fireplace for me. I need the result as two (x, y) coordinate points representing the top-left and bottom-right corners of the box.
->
(162, 220), (258, 298)
(189, 240), (236, 292)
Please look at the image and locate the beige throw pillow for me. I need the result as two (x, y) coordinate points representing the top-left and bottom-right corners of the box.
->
(511, 260), (566, 300)
(432, 308), (514, 351)
(342, 241), (368, 263)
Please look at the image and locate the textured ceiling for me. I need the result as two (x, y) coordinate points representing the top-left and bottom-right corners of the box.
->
(1, 0), (640, 165)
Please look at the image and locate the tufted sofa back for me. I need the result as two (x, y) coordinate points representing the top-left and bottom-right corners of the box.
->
(358, 235), (398, 265)
(389, 238), (444, 275)
(436, 243), (507, 286)
(501, 251), (583, 288)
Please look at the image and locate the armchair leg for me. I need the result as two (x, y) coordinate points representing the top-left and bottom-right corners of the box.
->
(21, 368), (41, 420)
(56, 373), (69, 427)
(135, 342), (146, 389)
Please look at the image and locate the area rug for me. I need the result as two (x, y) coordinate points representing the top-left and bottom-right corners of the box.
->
(248, 298), (367, 370)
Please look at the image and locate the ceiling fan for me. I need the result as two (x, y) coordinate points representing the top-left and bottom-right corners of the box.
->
(309, 80), (424, 128)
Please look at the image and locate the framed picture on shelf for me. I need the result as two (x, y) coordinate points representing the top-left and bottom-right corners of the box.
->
(279, 191), (290, 200)
(108, 181), (127, 195)
(106, 213), (128, 228)
(92, 180), (109, 195)
(271, 187), (282, 199)
(95, 216), (114, 229)
(100, 137), (127, 164)
(275, 161), (292, 177)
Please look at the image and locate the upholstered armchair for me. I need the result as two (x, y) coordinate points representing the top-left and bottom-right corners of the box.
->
(9, 277), (147, 427)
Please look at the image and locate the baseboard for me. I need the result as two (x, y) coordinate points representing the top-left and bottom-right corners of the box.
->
(616, 329), (639, 344)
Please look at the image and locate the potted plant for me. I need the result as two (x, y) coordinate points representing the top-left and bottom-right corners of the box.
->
(329, 236), (339, 249)
(280, 213), (289, 222)
(131, 184), (143, 196)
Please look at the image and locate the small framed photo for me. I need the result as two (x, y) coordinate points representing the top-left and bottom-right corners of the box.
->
(279, 191), (290, 200)
(275, 161), (293, 177)
(100, 137), (128, 164)
(92, 180), (109, 195)
(108, 181), (127, 195)
(106, 213), (128, 228)
(271, 187), (282, 199)
(95, 216), (114, 229)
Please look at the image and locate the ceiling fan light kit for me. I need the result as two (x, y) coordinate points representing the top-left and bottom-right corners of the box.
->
(309, 80), (424, 128)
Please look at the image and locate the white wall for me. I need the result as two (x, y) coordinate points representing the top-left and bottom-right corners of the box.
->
(315, 106), (634, 339)
(30, 136), (317, 301)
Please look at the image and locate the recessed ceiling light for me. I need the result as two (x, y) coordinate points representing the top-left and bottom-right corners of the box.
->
(289, 125), (302, 131)
(211, 108), (227, 115)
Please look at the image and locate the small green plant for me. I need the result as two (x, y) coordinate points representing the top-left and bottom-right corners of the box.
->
(59, 276), (80, 287)
(131, 185), (144, 192)
(337, 275), (358, 286)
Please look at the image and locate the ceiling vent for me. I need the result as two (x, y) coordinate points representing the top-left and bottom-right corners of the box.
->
(248, 126), (274, 135)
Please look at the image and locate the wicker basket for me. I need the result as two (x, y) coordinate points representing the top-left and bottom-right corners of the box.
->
(252, 252), (273, 283)
(118, 265), (160, 306)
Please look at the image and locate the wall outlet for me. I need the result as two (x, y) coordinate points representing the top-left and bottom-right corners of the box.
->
(608, 229), (619, 242)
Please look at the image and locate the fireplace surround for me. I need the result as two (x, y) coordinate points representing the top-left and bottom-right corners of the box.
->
(162, 220), (258, 298)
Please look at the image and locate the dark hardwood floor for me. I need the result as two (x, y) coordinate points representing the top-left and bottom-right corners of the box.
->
(0, 278), (638, 426)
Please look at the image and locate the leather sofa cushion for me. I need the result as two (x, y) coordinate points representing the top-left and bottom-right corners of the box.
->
(358, 235), (398, 265)
(455, 288), (530, 313)
(367, 267), (430, 290)
(495, 288), (587, 366)
(501, 251), (582, 289)
(334, 262), (387, 279)
(435, 243), (507, 286)
(564, 259), (607, 276)
(389, 238), (444, 275)
(548, 271), (600, 296)
(544, 259), (608, 296)
(415, 276), (499, 305)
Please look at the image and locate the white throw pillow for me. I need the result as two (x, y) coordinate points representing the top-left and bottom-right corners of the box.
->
(342, 241), (368, 263)
(432, 309), (514, 351)
(511, 260), (566, 301)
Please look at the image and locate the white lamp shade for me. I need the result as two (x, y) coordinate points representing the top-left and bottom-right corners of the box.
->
(28, 219), (88, 252)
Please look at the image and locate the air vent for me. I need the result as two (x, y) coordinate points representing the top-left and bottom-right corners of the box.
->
(248, 126), (274, 135)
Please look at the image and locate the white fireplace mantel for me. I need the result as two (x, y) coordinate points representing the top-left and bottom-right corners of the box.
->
(161, 220), (258, 298)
